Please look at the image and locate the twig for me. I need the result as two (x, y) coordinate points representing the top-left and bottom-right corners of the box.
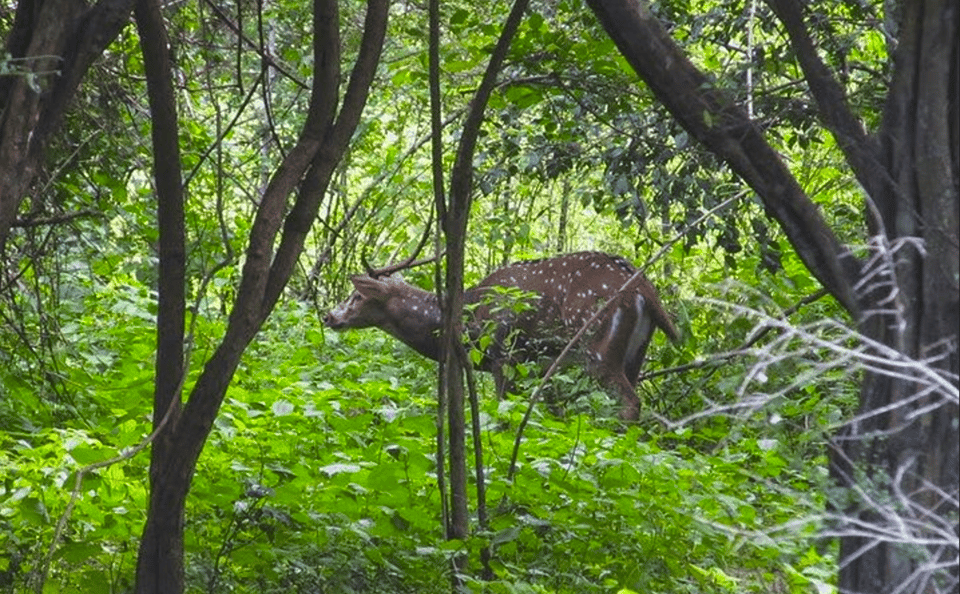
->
(12, 209), (100, 228)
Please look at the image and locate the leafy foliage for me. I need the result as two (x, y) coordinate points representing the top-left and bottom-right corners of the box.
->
(2, 279), (847, 592)
(0, 0), (903, 591)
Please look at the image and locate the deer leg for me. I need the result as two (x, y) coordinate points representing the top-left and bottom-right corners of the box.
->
(591, 356), (641, 420)
(623, 294), (655, 387)
(492, 364), (514, 400)
(611, 374), (641, 421)
(591, 299), (647, 421)
(624, 339), (650, 387)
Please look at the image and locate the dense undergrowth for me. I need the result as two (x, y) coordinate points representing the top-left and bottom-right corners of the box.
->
(1, 276), (843, 593)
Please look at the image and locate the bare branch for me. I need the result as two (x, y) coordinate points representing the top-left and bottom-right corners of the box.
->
(12, 209), (100, 228)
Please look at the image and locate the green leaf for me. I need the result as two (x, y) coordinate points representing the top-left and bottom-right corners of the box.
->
(318, 462), (360, 477)
(491, 525), (522, 546)
(271, 399), (294, 416)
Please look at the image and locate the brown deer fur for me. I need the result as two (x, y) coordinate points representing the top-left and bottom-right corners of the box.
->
(324, 251), (679, 420)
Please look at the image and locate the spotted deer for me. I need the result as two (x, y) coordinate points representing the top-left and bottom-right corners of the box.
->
(323, 251), (679, 420)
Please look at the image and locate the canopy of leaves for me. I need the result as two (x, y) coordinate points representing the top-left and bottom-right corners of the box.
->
(1, 0), (939, 592)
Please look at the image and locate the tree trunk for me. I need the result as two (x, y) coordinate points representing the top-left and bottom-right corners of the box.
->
(0, 0), (135, 249)
(439, 0), (528, 582)
(584, 1), (959, 592)
(136, 335), (252, 594)
(132, 0), (187, 589)
(833, 1), (959, 591)
(135, 460), (192, 593)
(132, 1), (389, 591)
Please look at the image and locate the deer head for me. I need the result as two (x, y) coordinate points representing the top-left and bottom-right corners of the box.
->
(324, 273), (443, 360)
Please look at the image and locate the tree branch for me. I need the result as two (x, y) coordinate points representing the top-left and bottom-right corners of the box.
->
(176, 0), (387, 486)
(224, 0), (337, 337)
(765, 0), (890, 204)
(585, 0), (863, 318)
(199, 0), (308, 90)
(12, 209), (99, 228)
(262, 0), (389, 316)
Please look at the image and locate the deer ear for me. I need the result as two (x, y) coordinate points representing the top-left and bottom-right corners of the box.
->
(350, 275), (391, 300)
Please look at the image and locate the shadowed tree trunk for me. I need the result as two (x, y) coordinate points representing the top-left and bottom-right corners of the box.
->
(131, 1), (389, 592)
(827, 2), (959, 590)
(0, 0), (136, 250)
(131, 0), (186, 589)
(584, 0), (958, 592)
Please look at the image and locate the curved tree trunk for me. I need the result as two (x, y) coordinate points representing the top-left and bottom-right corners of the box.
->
(131, 0), (389, 592)
(585, 1), (959, 592)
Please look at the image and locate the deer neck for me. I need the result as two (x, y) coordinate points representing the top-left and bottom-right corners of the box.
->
(383, 285), (443, 361)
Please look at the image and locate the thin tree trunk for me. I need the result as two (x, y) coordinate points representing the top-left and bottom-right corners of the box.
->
(132, 1), (388, 591)
(440, 0), (529, 582)
(556, 178), (570, 254)
(132, 0), (187, 588)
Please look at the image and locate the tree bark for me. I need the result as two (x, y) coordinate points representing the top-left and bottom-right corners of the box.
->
(132, 1), (389, 592)
(833, 1), (959, 592)
(584, 1), (959, 592)
(0, 0), (136, 249)
(132, 0), (187, 590)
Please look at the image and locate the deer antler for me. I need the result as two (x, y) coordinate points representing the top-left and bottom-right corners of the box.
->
(361, 250), (378, 276)
(365, 255), (441, 278)
(362, 208), (438, 278)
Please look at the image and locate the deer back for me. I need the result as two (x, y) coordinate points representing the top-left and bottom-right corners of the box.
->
(473, 251), (678, 342)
